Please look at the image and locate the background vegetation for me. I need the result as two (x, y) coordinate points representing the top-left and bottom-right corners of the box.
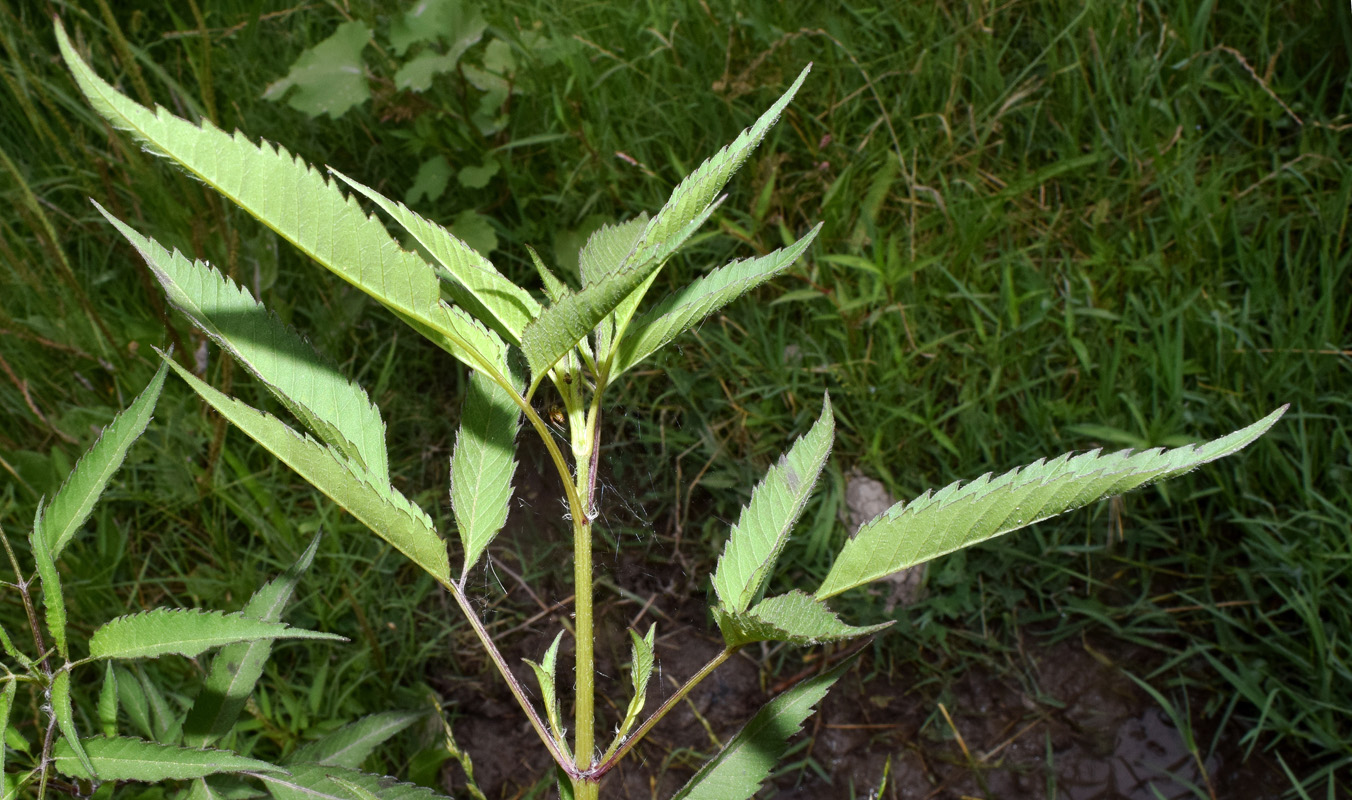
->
(1, 0), (1348, 796)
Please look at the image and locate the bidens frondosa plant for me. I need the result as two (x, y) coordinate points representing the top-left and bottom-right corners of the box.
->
(5, 18), (1284, 800)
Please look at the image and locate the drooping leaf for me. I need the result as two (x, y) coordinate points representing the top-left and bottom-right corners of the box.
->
(52, 670), (97, 779)
(35, 361), (167, 558)
(89, 608), (342, 661)
(162, 357), (453, 584)
(523, 632), (567, 751)
(713, 591), (890, 648)
(262, 21), (371, 119)
(184, 535), (322, 748)
(57, 22), (508, 380)
(29, 517), (67, 659)
(98, 208), (390, 483)
(579, 216), (647, 287)
(256, 762), (451, 800)
(331, 170), (539, 344)
(817, 406), (1288, 599)
(98, 662), (118, 737)
(713, 396), (834, 614)
(670, 656), (852, 800)
(616, 624), (656, 743)
(612, 225), (822, 377)
(451, 372), (520, 580)
(286, 711), (422, 769)
(52, 736), (282, 782)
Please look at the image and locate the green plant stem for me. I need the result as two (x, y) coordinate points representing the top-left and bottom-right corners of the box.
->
(588, 647), (735, 778)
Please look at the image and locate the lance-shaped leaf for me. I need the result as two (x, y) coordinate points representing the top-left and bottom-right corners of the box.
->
(29, 518), (67, 659)
(89, 608), (343, 661)
(818, 406), (1288, 599)
(580, 215), (647, 287)
(451, 372), (520, 580)
(138, 667), (182, 744)
(52, 670), (96, 779)
(0, 679), (15, 777)
(612, 224), (822, 377)
(670, 655), (852, 800)
(0, 623), (30, 669)
(57, 22), (508, 380)
(331, 170), (539, 344)
(116, 665), (153, 740)
(98, 662), (118, 737)
(524, 632), (568, 752)
(285, 711), (422, 769)
(184, 535), (322, 747)
(713, 591), (890, 648)
(35, 361), (167, 558)
(162, 357), (453, 584)
(98, 208), (390, 483)
(713, 396), (834, 614)
(255, 762), (451, 800)
(616, 624), (656, 744)
(52, 736), (282, 782)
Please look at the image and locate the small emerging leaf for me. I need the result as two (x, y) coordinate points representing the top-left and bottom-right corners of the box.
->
(52, 670), (97, 779)
(617, 624), (656, 743)
(89, 608), (342, 661)
(98, 662), (118, 737)
(116, 665), (153, 740)
(286, 711), (422, 769)
(52, 736), (282, 782)
(524, 632), (568, 752)
(817, 407), (1288, 599)
(713, 591), (890, 648)
(451, 372), (520, 580)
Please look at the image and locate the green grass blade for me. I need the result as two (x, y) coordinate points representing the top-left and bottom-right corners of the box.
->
(52, 736), (283, 781)
(331, 169), (540, 344)
(56, 21), (508, 380)
(256, 762), (452, 800)
(451, 372), (520, 580)
(669, 654), (850, 800)
(713, 396), (834, 614)
(184, 535), (322, 748)
(89, 609), (343, 661)
(97, 207), (390, 483)
(713, 591), (890, 648)
(35, 361), (168, 559)
(817, 406), (1289, 599)
(285, 711), (422, 769)
(29, 519), (67, 659)
(51, 670), (97, 779)
(162, 357), (453, 584)
(612, 224), (822, 377)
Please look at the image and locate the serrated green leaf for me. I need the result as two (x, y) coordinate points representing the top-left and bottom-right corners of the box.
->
(185, 535), (322, 748)
(52, 670), (97, 778)
(0, 679), (14, 778)
(262, 21), (371, 119)
(29, 520), (66, 659)
(579, 215), (647, 287)
(52, 736), (282, 781)
(451, 372), (520, 580)
(617, 624), (655, 742)
(670, 655), (851, 800)
(98, 662), (118, 737)
(527, 245), (569, 304)
(57, 22), (508, 380)
(0, 623), (30, 669)
(116, 665), (152, 740)
(331, 170), (539, 345)
(89, 609), (343, 661)
(257, 762), (452, 800)
(35, 361), (167, 558)
(186, 776), (266, 800)
(612, 225), (821, 377)
(713, 591), (890, 648)
(98, 208), (390, 484)
(286, 711), (422, 769)
(162, 357), (453, 584)
(817, 406), (1288, 599)
(328, 777), (382, 800)
(523, 631), (567, 752)
(713, 396), (834, 613)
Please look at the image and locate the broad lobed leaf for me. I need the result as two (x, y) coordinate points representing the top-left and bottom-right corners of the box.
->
(713, 591), (890, 648)
(286, 711), (422, 769)
(713, 396), (834, 614)
(451, 372), (520, 581)
(98, 207), (390, 483)
(816, 406), (1288, 599)
(89, 608), (342, 661)
(53, 736), (282, 782)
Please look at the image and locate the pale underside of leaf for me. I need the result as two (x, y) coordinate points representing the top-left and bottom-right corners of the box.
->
(37, 360), (168, 559)
(98, 208), (390, 483)
(452, 371), (520, 581)
(184, 535), (322, 748)
(254, 762), (451, 800)
(89, 608), (342, 660)
(163, 357), (453, 584)
(580, 215), (647, 287)
(286, 711), (422, 768)
(56, 23), (508, 380)
(613, 223), (822, 377)
(817, 406), (1288, 599)
(670, 655), (850, 800)
(713, 396), (834, 614)
(53, 736), (283, 782)
(331, 169), (539, 344)
(713, 591), (890, 648)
